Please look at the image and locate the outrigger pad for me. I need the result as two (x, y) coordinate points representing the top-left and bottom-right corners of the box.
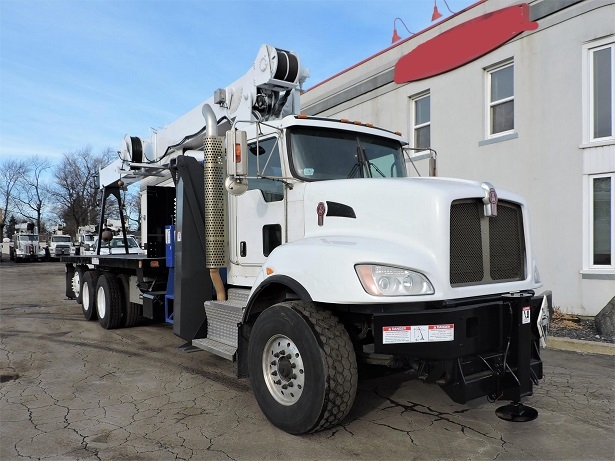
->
(495, 402), (538, 422)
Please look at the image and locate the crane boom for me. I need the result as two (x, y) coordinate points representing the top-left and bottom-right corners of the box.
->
(99, 45), (309, 188)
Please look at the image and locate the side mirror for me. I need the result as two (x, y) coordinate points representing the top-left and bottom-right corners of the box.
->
(226, 129), (248, 177)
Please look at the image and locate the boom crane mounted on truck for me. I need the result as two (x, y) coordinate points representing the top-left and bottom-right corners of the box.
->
(62, 44), (549, 434)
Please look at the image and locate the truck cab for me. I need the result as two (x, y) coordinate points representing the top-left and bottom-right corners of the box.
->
(11, 232), (44, 262)
(48, 234), (74, 259)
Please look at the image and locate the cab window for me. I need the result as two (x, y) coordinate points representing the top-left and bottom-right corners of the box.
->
(248, 137), (284, 202)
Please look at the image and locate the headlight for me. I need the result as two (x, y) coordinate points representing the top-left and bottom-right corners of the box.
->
(355, 264), (434, 296)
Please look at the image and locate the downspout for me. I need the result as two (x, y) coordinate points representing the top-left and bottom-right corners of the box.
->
(202, 104), (227, 301)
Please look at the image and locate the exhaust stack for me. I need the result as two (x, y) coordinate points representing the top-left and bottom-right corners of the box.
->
(202, 104), (227, 301)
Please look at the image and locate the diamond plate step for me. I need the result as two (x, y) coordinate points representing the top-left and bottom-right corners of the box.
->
(227, 288), (250, 304)
(192, 297), (248, 361)
(192, 338), (236, 361)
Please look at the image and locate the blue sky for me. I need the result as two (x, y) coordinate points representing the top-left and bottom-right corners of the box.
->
(1, 0), (474, 163)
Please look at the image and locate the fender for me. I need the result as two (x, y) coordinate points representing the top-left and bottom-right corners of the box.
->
(238, 274), (312, 379)
(250, 235), (441, 304)
(243, 274), (312, 322)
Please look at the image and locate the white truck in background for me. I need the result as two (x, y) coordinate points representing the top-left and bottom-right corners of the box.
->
(61, 44), (549, 434)
(75, 225), (97, 255)
(11, 223), (45, 262)
(48, 225), (74, 259)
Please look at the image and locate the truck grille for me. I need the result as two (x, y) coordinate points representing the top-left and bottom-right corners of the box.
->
(450, 200), (525, 286)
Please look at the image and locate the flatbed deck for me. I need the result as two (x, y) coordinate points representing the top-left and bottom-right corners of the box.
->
(60, 254), (166, 270)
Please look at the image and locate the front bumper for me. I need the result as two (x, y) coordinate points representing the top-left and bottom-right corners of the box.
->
(372, 291), (545, 403)
(53, 246), (72, 256)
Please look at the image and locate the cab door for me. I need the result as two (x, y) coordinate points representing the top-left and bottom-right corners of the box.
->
(232, 137), (285, 267)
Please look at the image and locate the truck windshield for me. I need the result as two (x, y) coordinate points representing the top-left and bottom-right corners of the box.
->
(288, 127), (406, 181)
(18, 235), (38, 242)
(52, 236), (71, 243)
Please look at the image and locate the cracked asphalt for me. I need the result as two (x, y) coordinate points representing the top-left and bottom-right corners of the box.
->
(1, 262), (614, 461)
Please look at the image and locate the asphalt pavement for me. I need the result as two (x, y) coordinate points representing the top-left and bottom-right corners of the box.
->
(1, 261), (614, 460)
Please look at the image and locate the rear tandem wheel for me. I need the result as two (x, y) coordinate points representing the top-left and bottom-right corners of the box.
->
(81, 271), (99, 321)
(96, 273), (123, 330)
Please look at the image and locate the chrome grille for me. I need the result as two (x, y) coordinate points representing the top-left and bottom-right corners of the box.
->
(450, 200), (525, 286)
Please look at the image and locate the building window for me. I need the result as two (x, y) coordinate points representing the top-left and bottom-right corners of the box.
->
(585, 39), (614, 142)
(487, 62), (514, 137)
(412, 93), (430, 150)
(590, 174), (614, 268)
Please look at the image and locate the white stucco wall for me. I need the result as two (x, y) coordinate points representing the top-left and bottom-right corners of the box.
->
(301, 0), (615, 315)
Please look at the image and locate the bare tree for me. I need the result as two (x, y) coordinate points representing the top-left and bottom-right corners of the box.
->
(50, 146), (114, 236)
(0, 157), (30, 238)
(14, 155), (52, 233)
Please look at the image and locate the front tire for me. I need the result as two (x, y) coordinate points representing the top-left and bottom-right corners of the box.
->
(248, 301), (357, 434)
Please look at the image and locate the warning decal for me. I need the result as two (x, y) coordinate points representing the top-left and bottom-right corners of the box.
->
(522, 306), (531, 324)
(382, 324), (454, 344)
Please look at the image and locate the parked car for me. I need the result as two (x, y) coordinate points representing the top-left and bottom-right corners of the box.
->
(84, 235), (145, 255)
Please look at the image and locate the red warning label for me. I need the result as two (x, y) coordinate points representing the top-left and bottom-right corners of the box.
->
(382, 324), (454, 344)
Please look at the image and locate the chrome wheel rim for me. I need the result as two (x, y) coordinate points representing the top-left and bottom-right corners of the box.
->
(97, 286), (106, 319)
(72, 271), (81, 298)
(262, 334), (305, 406)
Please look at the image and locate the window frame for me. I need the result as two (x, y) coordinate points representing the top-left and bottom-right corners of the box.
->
(582, 37), (615, 145)
(247, 135), (284, 202)
(410, 91), (431, 151)
(485, 60), (515, 139)
(588, 173), (615, 270)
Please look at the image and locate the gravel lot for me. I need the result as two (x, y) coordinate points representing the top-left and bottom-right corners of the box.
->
(1, 261), (614, 461)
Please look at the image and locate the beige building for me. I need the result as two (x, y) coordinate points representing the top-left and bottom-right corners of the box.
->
(301, 0), (614, 315)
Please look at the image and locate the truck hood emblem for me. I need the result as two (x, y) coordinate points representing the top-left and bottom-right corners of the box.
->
(481, 182), (498, 217)
(317, 202), (326, 226)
